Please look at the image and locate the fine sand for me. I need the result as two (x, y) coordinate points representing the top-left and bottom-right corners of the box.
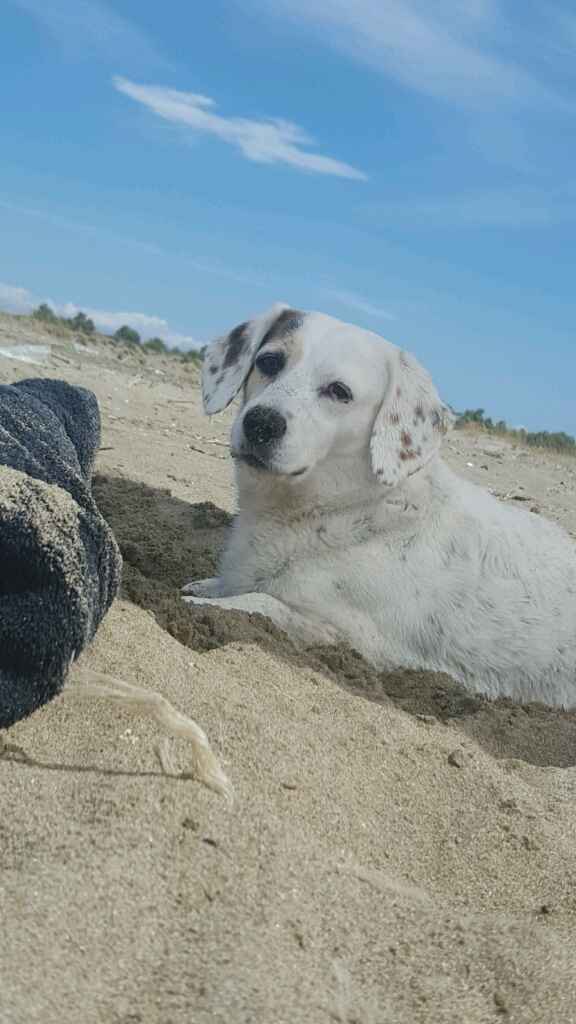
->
(1, 312), (576, 1024)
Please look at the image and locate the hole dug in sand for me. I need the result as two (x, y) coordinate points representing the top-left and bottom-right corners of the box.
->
(94, 473), (576, 772)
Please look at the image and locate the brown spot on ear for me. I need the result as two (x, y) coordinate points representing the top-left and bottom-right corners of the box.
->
(401, 431), (413, 449)
(399, 443), (422, 463)
(223, 322), (249, 369)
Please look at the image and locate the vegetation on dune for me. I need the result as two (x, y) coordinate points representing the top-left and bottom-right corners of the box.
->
(113, 324), (141, 346)
(31, 303), (59, 325)
(176, 346), (204, 365)
(24, 305), (205, 364)
(455, 408), (575, 454)
(143, 336), (168, 354)
(33, 304), (95, 335)
(69, 311), (95, 335)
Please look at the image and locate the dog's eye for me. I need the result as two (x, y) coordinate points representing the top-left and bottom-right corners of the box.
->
(323, 381), (353, 403)
(255, 351), (285, 377)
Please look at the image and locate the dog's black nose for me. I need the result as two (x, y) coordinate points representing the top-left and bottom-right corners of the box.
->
(243, 406), (287, 447)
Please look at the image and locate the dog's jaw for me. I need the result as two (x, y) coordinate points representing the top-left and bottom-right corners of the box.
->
(232, 449), (308, 478)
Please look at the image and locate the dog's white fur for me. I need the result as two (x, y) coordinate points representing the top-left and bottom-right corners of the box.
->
(183, 304), (576, 708)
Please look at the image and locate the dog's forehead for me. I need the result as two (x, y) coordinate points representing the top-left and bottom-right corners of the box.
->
(257, 309), (395, 365)
(296, 313), (397, 369)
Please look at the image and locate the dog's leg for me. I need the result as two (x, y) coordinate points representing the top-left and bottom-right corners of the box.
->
(182, 592), (338, 647)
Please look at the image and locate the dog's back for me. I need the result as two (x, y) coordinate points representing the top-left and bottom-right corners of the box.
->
(221, 455), (576, 705)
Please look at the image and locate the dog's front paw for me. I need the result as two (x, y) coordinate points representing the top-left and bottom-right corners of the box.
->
(181, 576), (222, 598)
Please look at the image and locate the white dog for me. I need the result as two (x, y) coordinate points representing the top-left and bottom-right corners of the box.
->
(183, 303), (576, 708)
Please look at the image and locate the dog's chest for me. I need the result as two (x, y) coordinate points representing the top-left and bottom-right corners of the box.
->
(226, 509), (393, 601)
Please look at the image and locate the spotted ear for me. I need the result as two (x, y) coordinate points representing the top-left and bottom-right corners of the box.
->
(201, 303), (293, 414)
(370, 349), (454, 486)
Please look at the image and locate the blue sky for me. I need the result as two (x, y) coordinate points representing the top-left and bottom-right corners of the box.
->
(2, 0), (575, 433)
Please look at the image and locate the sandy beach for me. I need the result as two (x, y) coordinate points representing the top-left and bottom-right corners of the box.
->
(1, 311), (576, 1024)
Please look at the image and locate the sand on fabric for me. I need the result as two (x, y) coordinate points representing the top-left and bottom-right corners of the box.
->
(1, 311), (576, 1024)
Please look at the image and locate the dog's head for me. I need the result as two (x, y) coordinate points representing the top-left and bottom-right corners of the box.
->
(202, 303), (453, 487)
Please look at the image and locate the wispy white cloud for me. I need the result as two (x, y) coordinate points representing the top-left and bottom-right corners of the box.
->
(0, 281), (199, 349)
(324, 289), (396, 320)
(114, 76), (367, 180)
(0, 282), (35, 313)
(366, 186), (576, 228)
(11, 0), (167, 67)
(252, 0), (568, 110)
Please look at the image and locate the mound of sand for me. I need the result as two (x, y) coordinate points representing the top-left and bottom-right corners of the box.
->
(1, 314), (576, 1023)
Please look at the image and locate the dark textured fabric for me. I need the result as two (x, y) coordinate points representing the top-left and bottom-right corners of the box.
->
(0, 378), (122, 728)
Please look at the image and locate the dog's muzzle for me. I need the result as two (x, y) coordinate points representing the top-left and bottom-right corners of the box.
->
(234, 405), (287, 472)
(242, 405), (287, 449)
(235, 404), (307, 475)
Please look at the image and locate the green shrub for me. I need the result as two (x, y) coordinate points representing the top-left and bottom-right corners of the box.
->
(455, 409), (575, 453)
(32, 303), (58, 324)
(114, 325), (141, 346)
(179, 348), (203, 365)
(69, 311), (95, 335)
(143, 336), (168, 354)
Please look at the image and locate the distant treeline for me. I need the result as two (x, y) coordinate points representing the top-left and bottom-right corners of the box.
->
(30, 303), (203, 364)
(455, 408), (575, 454)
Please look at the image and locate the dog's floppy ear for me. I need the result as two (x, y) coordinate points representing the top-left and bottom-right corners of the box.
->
(201, 303), (292, 414)
(370, 349), (454, 487)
